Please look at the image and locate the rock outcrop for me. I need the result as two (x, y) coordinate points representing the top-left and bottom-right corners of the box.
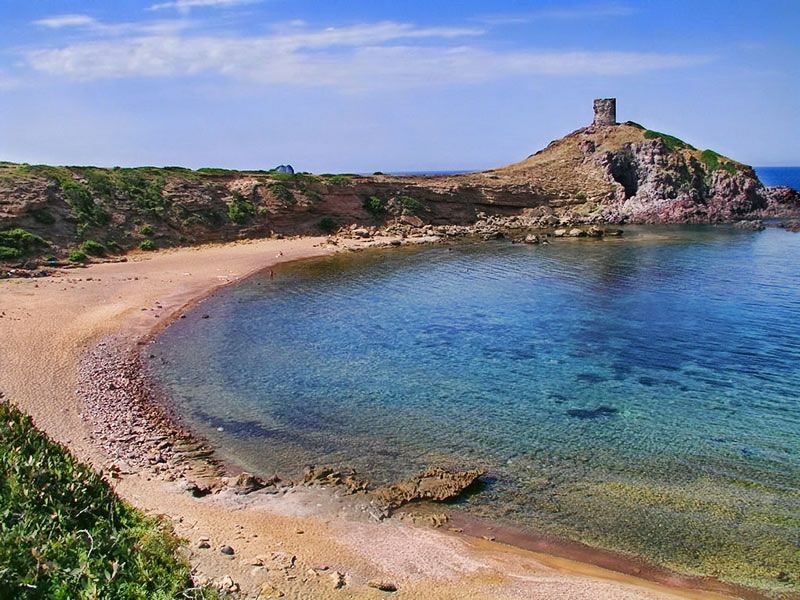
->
(372, 467), (484, 512)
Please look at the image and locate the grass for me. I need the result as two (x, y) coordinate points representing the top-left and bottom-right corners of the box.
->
(0, 398), (212, 600)
(138, 240), (156, 251)
(700, 149), (738, 175)
(643, 129), (696, 152)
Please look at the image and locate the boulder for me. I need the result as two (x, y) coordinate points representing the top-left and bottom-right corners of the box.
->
(373, 467), (484, 512)
(568, 228), (586, 237)
(301, 465), (369, 493)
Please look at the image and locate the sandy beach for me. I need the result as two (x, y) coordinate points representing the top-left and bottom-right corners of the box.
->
(0, 235), (739, 599)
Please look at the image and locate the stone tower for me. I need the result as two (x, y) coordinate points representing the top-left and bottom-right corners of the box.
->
(593, 98), (617, 126)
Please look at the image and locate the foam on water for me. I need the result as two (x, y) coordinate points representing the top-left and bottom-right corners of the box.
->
(148, 225), (800, 593)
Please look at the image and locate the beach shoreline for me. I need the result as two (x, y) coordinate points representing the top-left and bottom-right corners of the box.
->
(0, 234), (758, 599)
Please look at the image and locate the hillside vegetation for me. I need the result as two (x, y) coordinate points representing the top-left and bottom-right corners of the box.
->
(0, 397), (213, 599)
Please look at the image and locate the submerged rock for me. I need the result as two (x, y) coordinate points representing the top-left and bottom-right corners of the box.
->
(373, 467), (484, 512)
(566, 405), (619, 420)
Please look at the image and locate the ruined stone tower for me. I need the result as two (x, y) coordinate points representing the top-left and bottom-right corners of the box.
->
(593, 98), (617, 126)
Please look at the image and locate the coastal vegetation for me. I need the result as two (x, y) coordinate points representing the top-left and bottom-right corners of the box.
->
(318, 216), (338, 233)
(643, 129), (696, 152)
(399, 195), (424, 214)
(0, 398), (210, 599)
(700, 149), (739, 175)
(0, 228), (49, 260)
(226, 191), (256, 224)
(79, 240), (107, 257)
(364, 195), (386, 216)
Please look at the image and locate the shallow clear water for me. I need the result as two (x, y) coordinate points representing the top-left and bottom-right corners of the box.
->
(148, 226), (800, 591)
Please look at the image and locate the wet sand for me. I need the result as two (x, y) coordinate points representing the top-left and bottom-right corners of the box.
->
(0, 235), (741, 599)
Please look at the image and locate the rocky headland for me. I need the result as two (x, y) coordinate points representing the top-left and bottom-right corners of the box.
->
(1, 100), (798, 272)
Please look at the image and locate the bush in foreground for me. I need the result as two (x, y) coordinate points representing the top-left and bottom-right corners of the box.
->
(0, 398), (211, 600)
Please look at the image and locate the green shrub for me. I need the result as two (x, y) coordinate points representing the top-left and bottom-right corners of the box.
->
(0, 228), (48, 254)
(139, 239), (156, 251)
(318, 217), (338, 233)
(29, 208), (56, 225)
(227, 192), (256, 224)
(0, 398), (205, 599)
(364, 196), (386, 216)
(106, 240), (122, 253)
(575, 191), (587, 201)
(139, 224), (154, 236)
(116, 171), (166, 218)
(268, 183), (293, 204)
(399, 196), (424, 214)
(0, 246), (22, 260)
(643, 130), (695, 152)
(67, 249), (87, 262)
(79, 240), (106, 257)
(59, 178), (110, 228)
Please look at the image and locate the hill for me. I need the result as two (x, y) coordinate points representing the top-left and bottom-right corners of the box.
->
(1, 102), (798, 269)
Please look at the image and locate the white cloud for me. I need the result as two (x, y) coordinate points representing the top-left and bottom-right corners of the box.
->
(149, 0), (260, 12)
(23, 21), (711, 91)
(33, 14), (99, 29)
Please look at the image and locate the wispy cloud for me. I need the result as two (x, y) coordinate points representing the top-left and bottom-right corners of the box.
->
(23, 20), (710, 91)
(476, 3), (635, 26)
(33, 14), (99, 29)
(149, 0), (260, 12)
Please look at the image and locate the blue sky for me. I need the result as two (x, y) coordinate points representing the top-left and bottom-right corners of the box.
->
(0, 1), (797, 172)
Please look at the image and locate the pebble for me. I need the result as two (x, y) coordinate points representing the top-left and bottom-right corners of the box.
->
(219, 545), (235, 556)
(368, 580), (398, 592)
(329, 571), (345, 589)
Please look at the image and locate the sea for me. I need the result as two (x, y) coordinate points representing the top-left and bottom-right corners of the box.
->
(755, 166), (800, 190)
(147, 221), (800, 594)
(384, 166), (800, 192)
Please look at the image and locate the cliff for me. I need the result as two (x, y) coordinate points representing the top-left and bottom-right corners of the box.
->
(1, 119), (797, 268)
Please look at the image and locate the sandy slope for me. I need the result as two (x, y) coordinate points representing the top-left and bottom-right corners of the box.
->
(0, 236), (731, 599)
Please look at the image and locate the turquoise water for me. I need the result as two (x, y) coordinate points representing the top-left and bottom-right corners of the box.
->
(148, 226), (800, 592)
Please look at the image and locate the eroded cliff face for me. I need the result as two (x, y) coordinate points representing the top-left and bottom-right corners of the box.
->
(0, 121), (797, 267)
